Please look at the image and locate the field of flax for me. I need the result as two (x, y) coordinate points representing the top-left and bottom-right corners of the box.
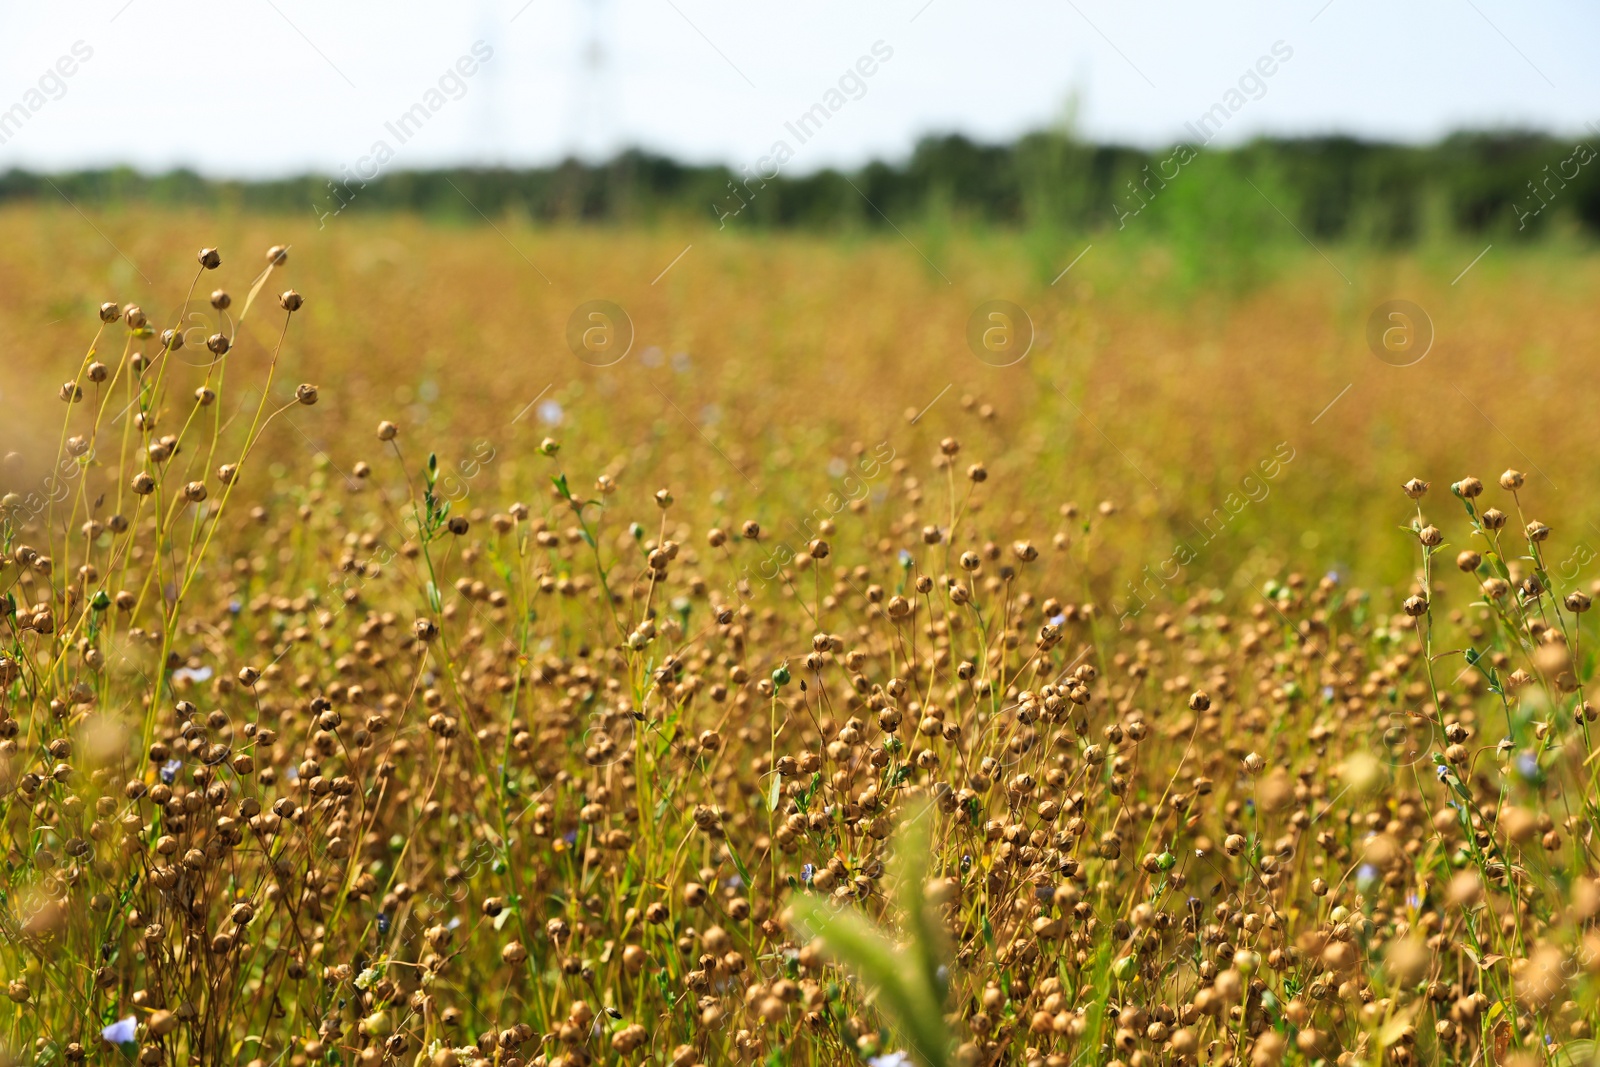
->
(1, 207), (1600, 1067)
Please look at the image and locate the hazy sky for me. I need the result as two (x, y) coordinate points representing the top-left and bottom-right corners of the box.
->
(1, 0), (1596, 177)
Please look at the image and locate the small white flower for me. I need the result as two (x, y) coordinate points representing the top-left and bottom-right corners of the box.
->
(869, 1053), (914, 1067)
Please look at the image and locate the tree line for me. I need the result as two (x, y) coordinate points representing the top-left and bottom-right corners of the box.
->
(3, 129), (1595, 242)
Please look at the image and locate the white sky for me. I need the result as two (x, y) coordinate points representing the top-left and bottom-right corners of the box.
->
(0, 0), (1595, 177)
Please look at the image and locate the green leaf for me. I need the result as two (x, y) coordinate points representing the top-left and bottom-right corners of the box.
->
(726, 844), (753, 892)
(892, 803), (947, 1000)
(789, 897), (948, 1067)
(788, 804), (952, 1067)
(1554, 1039), (1600, 1067)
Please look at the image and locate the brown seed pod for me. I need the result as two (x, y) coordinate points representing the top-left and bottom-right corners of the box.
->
(295, 383), (319, 405)
(198, 247), (222, 269)
(98, 301), (121, 323)
(279, 290), (304, 312)
(210, 289), (231, 310)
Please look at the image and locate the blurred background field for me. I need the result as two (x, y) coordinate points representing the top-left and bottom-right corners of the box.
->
(3, 153), (1598, 616)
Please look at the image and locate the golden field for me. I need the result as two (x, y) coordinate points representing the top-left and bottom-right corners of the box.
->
(0, 206), (1598, 1067)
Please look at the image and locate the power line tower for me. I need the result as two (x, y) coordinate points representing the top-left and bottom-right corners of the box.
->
(474, 0), (503, 163)
(567, 0), (618, 161)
